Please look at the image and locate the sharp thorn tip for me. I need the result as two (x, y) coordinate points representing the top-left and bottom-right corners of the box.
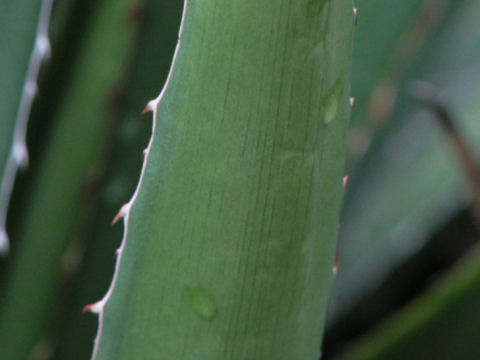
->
(349, 97), (356, 110)
(141, 105), (152, 115)
(83, 301), (103, 314)
(141, 99), (157, 115)
(111, 204), (129, 225)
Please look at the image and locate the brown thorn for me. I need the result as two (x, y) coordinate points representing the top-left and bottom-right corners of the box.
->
(141, 103), (153, 115)
(111, 204), (128, 226)
(111, 212), (122, 226)
(333, 250), (341, 276)
(349, 97), (356, 110)
(83, 303), (96, 313)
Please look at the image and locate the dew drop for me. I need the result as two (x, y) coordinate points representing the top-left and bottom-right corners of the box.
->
(306, 0), (328, 16)
(322, 79), (344, 125)
(323, 98), (338, 124)
(186, 286), (217, 320)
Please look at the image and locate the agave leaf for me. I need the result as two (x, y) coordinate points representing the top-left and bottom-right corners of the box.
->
(92, 1), (354, 359)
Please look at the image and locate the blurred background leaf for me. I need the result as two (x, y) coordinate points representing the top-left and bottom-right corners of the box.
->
(0, 0), (50, 252)
(336, 245), (480, 360)
(0, 0), (137, 357)
(51, 1), (183, 358)
(348, 0), (424, 132)
(330, 0), (480, 319)
(324, 0), (480, 356)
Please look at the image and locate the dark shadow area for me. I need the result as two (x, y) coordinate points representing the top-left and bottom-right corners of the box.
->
(323, 207), (479, 358)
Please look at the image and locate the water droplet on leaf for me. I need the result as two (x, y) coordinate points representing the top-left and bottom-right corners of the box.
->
(307, 0), (328, 16)
(322, 79), (344, 124)
(186, 286), (217, 320)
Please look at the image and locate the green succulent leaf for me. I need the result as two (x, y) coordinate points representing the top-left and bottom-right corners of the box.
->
(92, 1), (354, 359)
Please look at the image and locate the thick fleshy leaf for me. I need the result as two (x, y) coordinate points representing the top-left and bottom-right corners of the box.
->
(92, 1), (354, 359)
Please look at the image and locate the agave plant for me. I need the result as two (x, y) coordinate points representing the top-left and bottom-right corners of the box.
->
(1, 0), (480, 359)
